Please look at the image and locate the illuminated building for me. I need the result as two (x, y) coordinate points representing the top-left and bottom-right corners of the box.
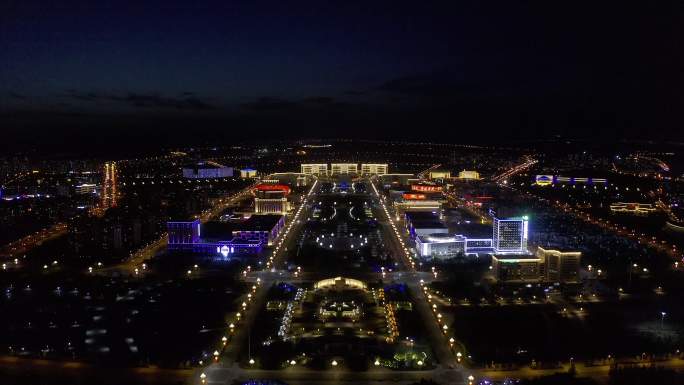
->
(167, 214), (285, 258)
(490, 247), (581, 284)
(429, 170), (451, 179)
(330, 163), (358, 175)
(458, 170), (480, 180)
(535, 175), (607, 186)
(75, 183), (98, 195)
(415, 233), (466, 259)
(609, 202), (657, 216)
(301, 163), (328, 175)
(415, 232), (495, 259)
(240, 168), (257, 178)
(168, 219), (201, 245)
(254, 183), (291, 195)
(537, 247), (581, 283)
(394, 200), (442, 217)
(491, 254), (542, 283)
(492, 215), (529, 253)
(182, 161), (233, 178)
(255, 197), (289, 214)
(231, 214), (285, 245)
(360, 163), (388, 175)
(314, 277), (367, 290)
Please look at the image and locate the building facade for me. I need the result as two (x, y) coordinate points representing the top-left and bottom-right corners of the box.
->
(416, 233), (466, 259)
(491, 254), (543, 283)
(255, 197), (289, 214)
(182, 162), (233, 178)
(301, 164), (328, 175)
(330, 163), (359, 175)
(492, 216), (529, 253)
(537, 247), (581, 283)
(240, 168), (257, 178)
(458, 170), (480, 180)
(360, 163), (388, 175)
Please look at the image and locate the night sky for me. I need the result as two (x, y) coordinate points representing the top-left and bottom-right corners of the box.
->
(2, 1), (683, 153)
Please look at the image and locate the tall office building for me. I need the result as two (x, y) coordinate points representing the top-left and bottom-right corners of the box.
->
(492, 216), (529, 253)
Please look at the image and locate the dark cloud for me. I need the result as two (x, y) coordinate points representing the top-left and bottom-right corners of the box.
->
(112, 93), (215, 110)
(302, 96), (334, 104)
(240, 97), (298, 111)
(343, 90), (366, 96)
(66, 90), (100, 101)
(63, 91), (215, 110)
(9, 92), (27, 100)
(377, 73), (466, 98)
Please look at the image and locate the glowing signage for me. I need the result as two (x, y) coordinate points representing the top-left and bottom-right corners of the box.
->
(411, 184), (442, 193)
(254, 184), (291, 195)
(403, 193), (427, 200)
(535, 175), (553, 186)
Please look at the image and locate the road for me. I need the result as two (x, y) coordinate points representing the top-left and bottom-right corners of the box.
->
(0, 222), (68, 259)
(196, 178), (475, 384)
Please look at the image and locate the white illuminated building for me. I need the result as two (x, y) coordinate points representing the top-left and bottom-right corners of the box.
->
(330, 163), (358, 175)
(255, 197), (289, 214)
(360, 163), (388, 175)
(492, 216), (529, 253)
(301, 164), (328, 175)
(415, 234), (466, 259)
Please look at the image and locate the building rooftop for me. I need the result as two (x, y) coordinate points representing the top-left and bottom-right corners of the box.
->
(236, 214), (284, 232)
(492, 253), (537, 261)
(183, 161), (229, 169)
(418, 233), (467, 243)
(405, 211), (440, 220)
(201, 222), (235, 241)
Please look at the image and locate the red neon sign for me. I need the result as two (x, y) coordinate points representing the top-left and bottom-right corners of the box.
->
(254, 184), (291, 195)
(411, 184), (442, 193)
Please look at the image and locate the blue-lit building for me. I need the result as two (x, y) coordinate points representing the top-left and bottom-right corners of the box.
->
(167, 214), (285, 259)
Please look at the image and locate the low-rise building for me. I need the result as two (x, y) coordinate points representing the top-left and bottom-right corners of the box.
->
(240, 168), (257, 178)
(360, 163), (388, 175)
(537, 246), (581, 283)
(458, 170), (480, 180)
(491, 253), (542, 283)
(330, 163), (359, 175)
(301, 164), (328, 175)
(183, 161), (233, 178)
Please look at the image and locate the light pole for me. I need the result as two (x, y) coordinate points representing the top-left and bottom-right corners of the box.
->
(661, 311), (667, 330)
